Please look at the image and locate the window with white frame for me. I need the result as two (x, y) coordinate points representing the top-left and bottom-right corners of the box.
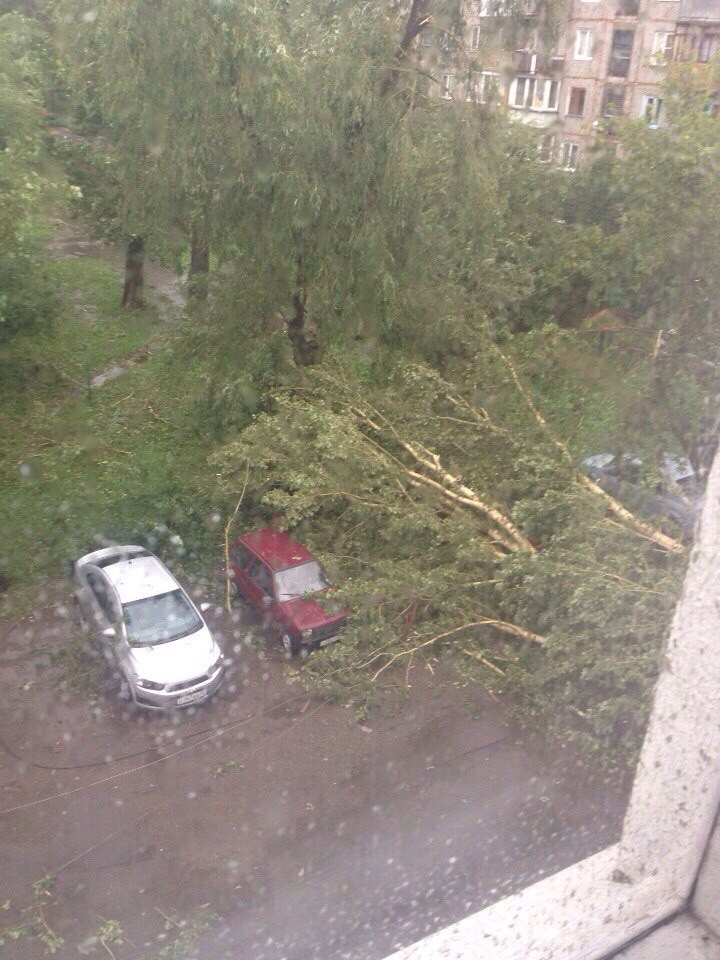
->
(510, 76), (559, 111)
(558, 141), (579, 170)
(641, 94), (664, 126)
(420, 26), (433, 46)
(650, 31), (674, 64)
(574, 29), (593, 60)
(470, 24), (481, 49)
(440, 73), (454, 99)
(472, 0), (493, 16)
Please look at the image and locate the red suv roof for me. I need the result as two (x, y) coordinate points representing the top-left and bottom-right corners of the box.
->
(239, 528), (315, 572)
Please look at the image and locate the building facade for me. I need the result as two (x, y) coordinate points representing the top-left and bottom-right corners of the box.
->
(425, 0), (720, 167)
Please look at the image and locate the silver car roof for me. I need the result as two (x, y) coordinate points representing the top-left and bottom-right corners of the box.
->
(102, 554), (178, 605)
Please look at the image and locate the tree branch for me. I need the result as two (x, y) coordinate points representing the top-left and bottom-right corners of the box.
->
(494, 346), (685, 554)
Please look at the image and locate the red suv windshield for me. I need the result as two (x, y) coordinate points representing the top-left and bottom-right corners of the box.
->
(274, 561), (329, 601)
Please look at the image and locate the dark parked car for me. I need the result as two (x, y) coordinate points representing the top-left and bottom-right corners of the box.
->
(230, 528), (346, 655)
(582, 452), (701, 537)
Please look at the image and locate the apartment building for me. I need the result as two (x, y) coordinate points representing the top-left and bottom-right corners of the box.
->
(427, 0), (720, 167)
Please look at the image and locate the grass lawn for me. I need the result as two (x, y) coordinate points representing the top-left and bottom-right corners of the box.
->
(0, 244), (226, 614)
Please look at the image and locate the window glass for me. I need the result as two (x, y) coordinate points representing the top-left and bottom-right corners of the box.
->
(568, 86), (587, 116)
(234, 544), (253, 569)
(248, 558), (274, 595)
(86, 570), (115, 620)
(574, 29), (593, 59)
(610, 29), (634, 76)
(122, 589), (203, 645)
(274, 561), (330, 601)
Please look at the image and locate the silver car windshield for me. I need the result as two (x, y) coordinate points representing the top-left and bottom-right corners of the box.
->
(122, 589), (202, 646)
(274, 561), (329, 601)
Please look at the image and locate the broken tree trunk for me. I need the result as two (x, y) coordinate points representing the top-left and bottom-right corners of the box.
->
(352, 404), (536, 553)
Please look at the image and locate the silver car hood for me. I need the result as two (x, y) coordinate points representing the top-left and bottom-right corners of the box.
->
(128, 626), (220, 684)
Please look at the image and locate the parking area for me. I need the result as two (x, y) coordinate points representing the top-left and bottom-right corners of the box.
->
(0, 584), (628, 959)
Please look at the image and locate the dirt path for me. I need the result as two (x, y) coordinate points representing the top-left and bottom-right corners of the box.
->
(0, 584), (629, 960)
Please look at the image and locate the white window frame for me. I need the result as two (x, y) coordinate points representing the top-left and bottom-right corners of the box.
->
(470, 24), (481, 50)
(641, 94), (664, 126)
(652, 31), (673, 56)
(472, 0), (493, 17)
(558, 141), (579, 170)
(383, 449), (720, 960)
(440, 73), (454, 99)
(510, 76), (559, 112)
(574, 28), (594, 60)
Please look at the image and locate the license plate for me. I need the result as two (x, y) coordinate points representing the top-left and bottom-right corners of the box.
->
(176, 689), (205, 706)
(319, 635), (341, 647)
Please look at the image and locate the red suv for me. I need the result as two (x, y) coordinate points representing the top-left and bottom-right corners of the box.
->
(230, 528), (346, 655)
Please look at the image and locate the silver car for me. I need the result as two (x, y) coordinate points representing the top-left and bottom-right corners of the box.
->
(73, 545), (225, 710)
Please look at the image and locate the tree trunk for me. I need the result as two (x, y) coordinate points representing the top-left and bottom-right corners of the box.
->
(286, 290), (321, 366)
(187, 221), (210, 302)
(379, 0), (431, 99)
(121, 236), (145, 310)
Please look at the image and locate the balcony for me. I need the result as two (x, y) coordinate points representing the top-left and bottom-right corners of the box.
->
(678, 0), (720, 22)
(514, 49), (565, 74)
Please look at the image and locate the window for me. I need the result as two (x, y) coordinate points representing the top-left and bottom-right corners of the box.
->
(538, 133), (555, 162)
(617, 0), (639, 14)
(574, 29), (593, 60)
(567, 86), (586, 116)
(651, 31), (674, 64)
(609, 29), (634, 76)
(420, 27), (432, 47)
(472, 0), (493, 16)
(234, 544), (253, 569)
(123, 590), (202, 645)
(675, 34), (695, 61)
(511, 76), (558, 111)
(470, 25), (481, 50)
(248, 558), (274, 596)
(86, 570), (115, 620)
(440, 73), (453, 99)
(602, 84), (626, 116)
(274, 561), (329, 601)
(558, 141), (579, 170)
(512, 76), (535, 107)
(698, 33), (719, 63)
(466, 70), (500, 104)
(641, 94), (663, 126)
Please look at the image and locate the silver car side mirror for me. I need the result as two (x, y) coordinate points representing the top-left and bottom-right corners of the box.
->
(102, 627), (115, 638)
